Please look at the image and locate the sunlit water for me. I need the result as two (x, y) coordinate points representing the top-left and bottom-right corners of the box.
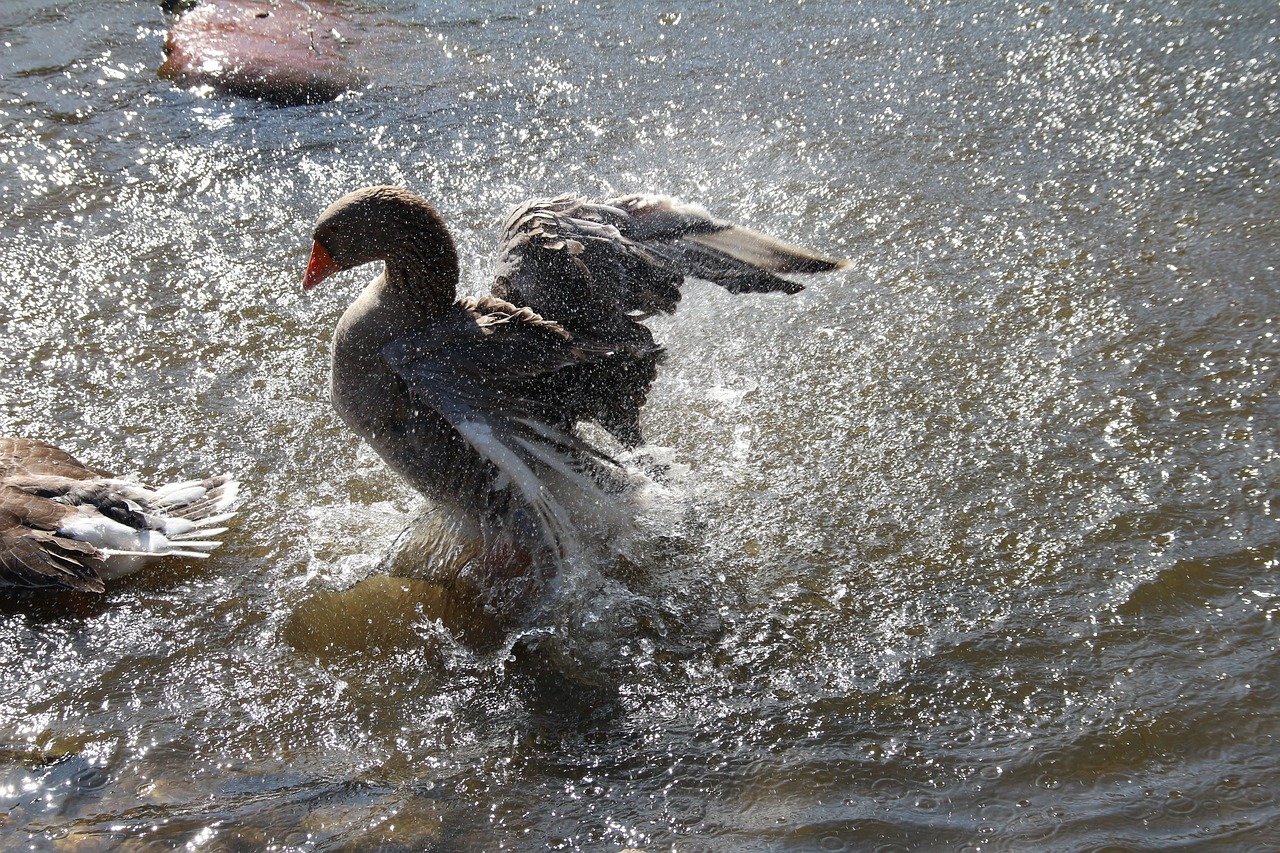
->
(0, 1), (1277, 851)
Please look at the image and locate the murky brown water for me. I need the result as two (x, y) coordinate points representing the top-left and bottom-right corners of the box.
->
(1, 1), (1277, 851)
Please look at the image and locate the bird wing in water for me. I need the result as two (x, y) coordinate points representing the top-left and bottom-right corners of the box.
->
(0, 437), (239, 593)
(381, 297), (641, 563)
(0, 507), (107, 592)
(0, 439), (118, 591)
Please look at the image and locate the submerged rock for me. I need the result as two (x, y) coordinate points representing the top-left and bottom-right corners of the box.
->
(158, 0), (363, 105)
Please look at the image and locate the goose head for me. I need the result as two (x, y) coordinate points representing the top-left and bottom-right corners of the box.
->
(302, 185), (461, 313)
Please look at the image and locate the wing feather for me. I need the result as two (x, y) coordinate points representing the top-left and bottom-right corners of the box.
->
(0, 519), (107, 593)
(492, 193), (848, 336)
(382, 303), (634, 561)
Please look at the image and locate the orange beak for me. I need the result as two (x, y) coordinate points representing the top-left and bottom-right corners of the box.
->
(302, 240), (340, 291)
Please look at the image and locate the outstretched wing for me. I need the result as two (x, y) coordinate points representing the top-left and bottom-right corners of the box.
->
(492, 193), (848, 338)
(381, 298), (648, 563)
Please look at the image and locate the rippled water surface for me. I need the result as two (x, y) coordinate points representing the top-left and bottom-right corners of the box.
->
(1, 1), (1277, 850)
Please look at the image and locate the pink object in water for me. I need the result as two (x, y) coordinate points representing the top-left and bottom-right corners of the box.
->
(159, 0), (362, 105)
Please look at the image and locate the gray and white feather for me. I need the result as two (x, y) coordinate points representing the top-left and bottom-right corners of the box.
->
(0, 437), (240, 593)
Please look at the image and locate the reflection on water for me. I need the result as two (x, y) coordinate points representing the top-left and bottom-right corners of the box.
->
(1, 0), (1277, 850)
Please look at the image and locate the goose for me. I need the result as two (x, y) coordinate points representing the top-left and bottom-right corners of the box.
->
(0, 437), (239, 592)
(301, 185), (846, 590)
